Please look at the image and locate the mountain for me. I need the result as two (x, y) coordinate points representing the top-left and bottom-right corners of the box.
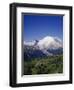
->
(37, 36), (62, 50)
(24, 36), (63, 60)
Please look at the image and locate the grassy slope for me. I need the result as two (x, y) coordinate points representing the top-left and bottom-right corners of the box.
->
(24, 55), (63, 75)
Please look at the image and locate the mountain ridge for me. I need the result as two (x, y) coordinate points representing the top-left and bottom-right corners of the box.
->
(24, 36), (63, 59)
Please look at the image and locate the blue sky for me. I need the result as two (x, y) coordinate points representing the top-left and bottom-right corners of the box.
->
(23, 14), (63, 42)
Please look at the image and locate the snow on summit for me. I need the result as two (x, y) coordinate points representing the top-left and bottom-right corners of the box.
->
(38, 36), (63, 50)
(24, 36), (63, 50)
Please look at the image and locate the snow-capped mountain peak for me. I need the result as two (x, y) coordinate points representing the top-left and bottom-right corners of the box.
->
(37, 36), (62, 50)
(24, 36), (63, 50)
(24, 36), (63, 57)
(24, 41), (36, 46)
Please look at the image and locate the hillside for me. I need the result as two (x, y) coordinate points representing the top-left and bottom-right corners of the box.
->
(23, 55), (63, 75)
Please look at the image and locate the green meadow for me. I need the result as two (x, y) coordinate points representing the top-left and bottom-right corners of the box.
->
(23, 55), (63, 75)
